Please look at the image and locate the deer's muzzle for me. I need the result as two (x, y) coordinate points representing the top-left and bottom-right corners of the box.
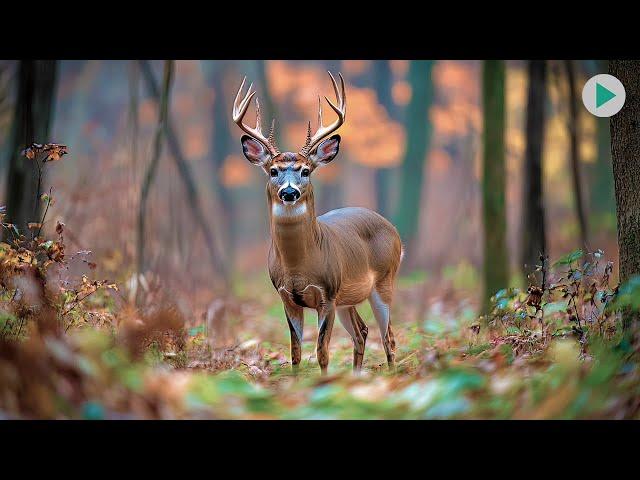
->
(279, 186), (301, 203)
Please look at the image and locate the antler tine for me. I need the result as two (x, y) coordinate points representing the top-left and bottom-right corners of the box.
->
(299, 71), (347, 157)
(239, 82), (254, 115)
(255, 98), (262, 134)
(327, 71), (341, 106)
(324, 72), (346, 115)
(300, 121), (312, 157)
(338, 72), (346, 111)
(233, 76), (246, 117)
(232, 78), (255, 121)
(268, 119), (280, 155)
(232, 76), (279, 157)
(268, 119), (275, 142)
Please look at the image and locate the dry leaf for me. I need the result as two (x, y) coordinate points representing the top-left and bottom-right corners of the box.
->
(21, 143), (69, 163)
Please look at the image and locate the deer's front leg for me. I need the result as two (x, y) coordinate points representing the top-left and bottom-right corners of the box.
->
(283, 301), (304, 373)
(316, 302), (336, 375)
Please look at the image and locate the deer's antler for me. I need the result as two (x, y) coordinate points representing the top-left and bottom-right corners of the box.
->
(232, 77), (280, 157)
(300, 71), (347, 157)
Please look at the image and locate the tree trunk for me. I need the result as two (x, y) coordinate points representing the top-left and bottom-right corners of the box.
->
(521, 60), (548, 285)
(202, 60), (236, 271)
(564, 60), (589, 250)
(610, 60), (640, 329)
(589, 60), (617, 232)
(482, 60), (509, 314)
(316, 60), (344, 216)
(139, 60), (229, 289)
(137, 60), (173, 275)
(127, 61), (140, 252)
(373, 60), (399, 218)
(128, 60), (140, 173)
(254, 60), (283, 147)
(3, 60), (58, 238)
(394, 60), (433, 267)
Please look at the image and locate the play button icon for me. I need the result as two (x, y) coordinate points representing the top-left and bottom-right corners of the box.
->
(596, 82), (616, 108)
(583, 74), (625, 117)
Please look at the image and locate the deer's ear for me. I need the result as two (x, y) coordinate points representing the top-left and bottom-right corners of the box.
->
(310, 135), (340, 166)
(241, 135), (270, 165)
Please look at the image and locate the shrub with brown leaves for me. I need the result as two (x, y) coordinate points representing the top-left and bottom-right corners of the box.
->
(485, 248), (621, 357)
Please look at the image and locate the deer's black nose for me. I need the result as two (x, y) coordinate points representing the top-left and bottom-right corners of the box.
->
(279, 186), (300, 202)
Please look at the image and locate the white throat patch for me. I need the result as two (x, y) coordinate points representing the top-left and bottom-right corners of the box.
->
(272, 201), (307, 218)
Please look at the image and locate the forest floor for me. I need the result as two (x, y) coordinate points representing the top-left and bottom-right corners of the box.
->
(2, 234), (640, 419)
(112, 268), (640, 420)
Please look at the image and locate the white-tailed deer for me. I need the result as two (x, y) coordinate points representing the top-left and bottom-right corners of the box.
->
(232, 72), (402, 373)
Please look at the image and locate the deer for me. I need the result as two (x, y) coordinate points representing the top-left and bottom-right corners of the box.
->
(232, 71), (402, 374)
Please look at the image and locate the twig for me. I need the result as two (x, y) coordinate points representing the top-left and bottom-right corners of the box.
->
(1, 223), (19, 243)
(62, 289), (101, 330)
(32, 156), (43, 240)
(139, 60), (230, 289)
(137, 60), (173, 279)
(36, 187), (53, 239)
(570, 292), (582, 329)
(0, 312), (13, 339)
(541, 253), (548, 292)
(397, 350), (418, 366)
(16, 317), (25, 338)
(540, 253), (548, 337)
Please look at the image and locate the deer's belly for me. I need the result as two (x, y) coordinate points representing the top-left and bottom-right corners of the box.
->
(335, 271), (376, 307)
(277, 272), (375, 309)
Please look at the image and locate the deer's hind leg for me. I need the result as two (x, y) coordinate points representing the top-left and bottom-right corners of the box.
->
(337, 306), (368, 372)
(369, 279), (396, 369)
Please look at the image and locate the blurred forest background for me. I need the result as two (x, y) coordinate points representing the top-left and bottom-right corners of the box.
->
(0, 60), (618, 304)
(1, 59), (636, 420)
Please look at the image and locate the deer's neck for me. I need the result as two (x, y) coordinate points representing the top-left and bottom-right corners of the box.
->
(268, 185), (321, 270)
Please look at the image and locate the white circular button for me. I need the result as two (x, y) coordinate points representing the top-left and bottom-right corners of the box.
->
(582, 74), (625, 118)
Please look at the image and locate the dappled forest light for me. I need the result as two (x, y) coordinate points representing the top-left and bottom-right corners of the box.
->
(0, 59), (638, 420)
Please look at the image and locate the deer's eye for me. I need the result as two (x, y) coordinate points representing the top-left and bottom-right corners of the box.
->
(270, 168), (278, 177)
(301, 168), (310, 177)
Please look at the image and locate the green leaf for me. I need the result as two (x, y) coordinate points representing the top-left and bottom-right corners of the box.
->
(553, 249), (584, 266)
(608, 275), (640, 311)
(499, 343), (514, 364)
(120, 367), (143, 391)
(440, 368), (485, 394)
(398, 270), (428, 288)
(495, 298), (510, 310)
(424, 397), (470, 419)
(543, 301), (567, 315)
(82, 401), (105, 420)
(466, 343), (492, 356)
(39, 240), (54, 250)
(506, 326), (521, 335)
(189, 325), (205, 336)
(423, 319), (445, 335)
(569, 270), (583, 281)
(493, 288), (509, 301)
